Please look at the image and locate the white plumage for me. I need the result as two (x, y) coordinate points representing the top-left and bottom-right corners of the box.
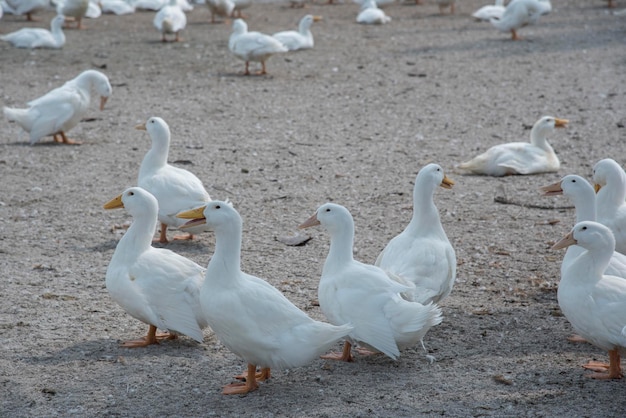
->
(356, 0), (391, 24)
(300, 203), (442, 362)
(272, 14), (322, 51)
(472, 0), (505, 21)
(205, 0), (233, 23)
(541, 174), (626, 279)
(229, 18), (288, 75)
(593, 159), (626, 255)
(4, 69), (112, 145)
(489, 0), (552, 40)
(376, 164), (457, 305)
(458, 116), (568, 176)
(153, 0), (186, 42)
(56, 0), (89, 29)
(553, 221), (626, 379)
(135, 116), (212, 243)
(104, 187), (207, 347)
(0, 14), (65, 49)
(177, 201), (353, 395)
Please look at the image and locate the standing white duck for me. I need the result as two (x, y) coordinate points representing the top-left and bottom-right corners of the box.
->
(472, 0), (505, 21)
(356, 0), (391, 24)
(153, 0), (186, 42)
(593, 158), (626, 255)
(0, 14), (65, 49)
(541, 175), (626, 279)
(56, 0), (89, 29)
(552, 221), (626, 379)
(5, 0), (49, 21)
(458, 116), (568, 176)
(104, 187), (207, 347)
(176, 201), (353, 395)
(272, 14), (323, 51)
(489, 0), (552, 40)
(206, 0), (233, 23)
(135, 117), (212, 243)
(375, 164), (456, 305)
(229, 19), (288, 75)
(3, 69), (112, 145)
(300, 203), (443, 362)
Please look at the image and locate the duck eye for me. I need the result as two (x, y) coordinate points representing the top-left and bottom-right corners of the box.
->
(325, 208), (331, 212)
(129, 191), (134, 196)
(572, 179), (576, 182)
(582, 226), (587, 230)
(215, 205), (221, 209)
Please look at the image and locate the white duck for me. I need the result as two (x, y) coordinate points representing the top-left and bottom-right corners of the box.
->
(154, 0), (186, 42)
(472, 0), (505, 21)
(300, 203), (443, 362)
(541, 175), (626, 279)
(458, 116), (568, 176)
(272, 14), (322, 51)
(135, 117), (212, 243)
(176, 201), (353, 395)
(99, 0), (135, 14)
(104, 187), (207, 347)
(229, 19), (288, 75)
(5, 0), (49, 21)
(593, 158), (626, 255)
(552, 221), (626, 379)
(3, 69), (111, 145)
(0, 14), (65, 49)
(56, 0), (89, 29)
(356, 0), (391, 25)
(490, 0), (552, 40)
(375, 164), (456, 305)
(206, 0), (233, 23)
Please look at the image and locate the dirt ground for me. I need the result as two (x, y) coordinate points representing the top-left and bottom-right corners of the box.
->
(1, 0), (625, 416)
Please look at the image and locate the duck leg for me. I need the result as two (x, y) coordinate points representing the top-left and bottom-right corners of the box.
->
(321, 341), (353, 362)
(584, 350), (623, 379)
(511, 29), (521, 41)
(234, 367), (271, 381)
(258, 61), (267, 75)
(59, 132), (82, 145)
(172, 232), (194, 241)
(244, 62), (250, 76)
(223, 363), (260, 395)
(155, 223), (169, 243)
(120, 325), (175, 348)
(26, 12), (41, 21)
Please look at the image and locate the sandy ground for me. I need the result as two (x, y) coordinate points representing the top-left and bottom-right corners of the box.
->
(1, 0), (626, 416)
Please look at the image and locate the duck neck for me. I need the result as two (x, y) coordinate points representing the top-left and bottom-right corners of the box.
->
(117, 212), (156, 257)
(324, 224), (355, 271)
(598, 172), (626, 212)
(208, 223), (243, 282)
(529, 125), (555, 152)
(571, 189), (597, 223)
(407, 182), (444, 237)
(139, 136), (169, 177)
(569, 247), (612, 284)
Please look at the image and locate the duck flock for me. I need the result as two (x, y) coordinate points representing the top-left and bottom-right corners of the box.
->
(1, 0), (625, 408)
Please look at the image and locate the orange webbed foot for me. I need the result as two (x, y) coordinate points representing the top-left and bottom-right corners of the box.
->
(321, 341), (353, 362)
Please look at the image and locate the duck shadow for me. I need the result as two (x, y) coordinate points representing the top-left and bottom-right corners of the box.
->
(20, 337), (207, 366)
